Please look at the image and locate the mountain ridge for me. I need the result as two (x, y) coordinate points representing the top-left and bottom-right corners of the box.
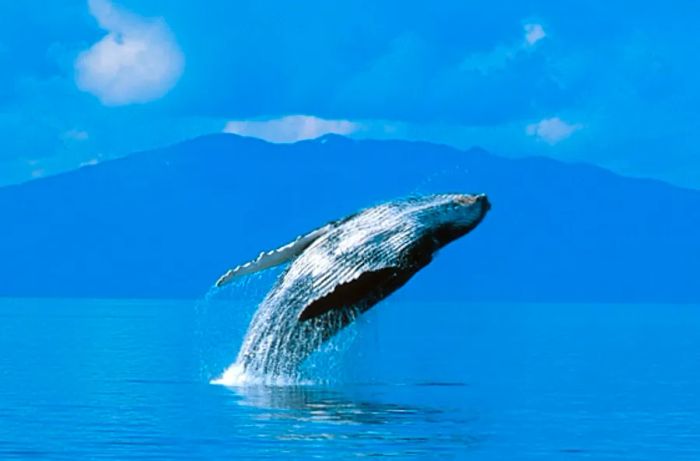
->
(1, 134), (697, 302)
(5, 133), (694, 196)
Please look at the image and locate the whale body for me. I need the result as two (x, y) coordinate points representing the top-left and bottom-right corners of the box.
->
(215, 193), (491, 380)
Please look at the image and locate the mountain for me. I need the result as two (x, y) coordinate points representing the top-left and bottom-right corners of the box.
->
(1, 134), (698, 302)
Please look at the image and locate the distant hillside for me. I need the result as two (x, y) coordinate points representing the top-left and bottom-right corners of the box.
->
(1, 134), (698, 302)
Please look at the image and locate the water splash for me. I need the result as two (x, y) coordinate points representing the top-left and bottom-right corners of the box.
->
(410, 163), (471, 197)
(201, 258), (364, 386)
(211, 296), (363, 386)
(197, 267), (284, 383)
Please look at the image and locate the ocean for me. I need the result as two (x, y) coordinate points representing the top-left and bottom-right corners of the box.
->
(1, 298), (698, 460)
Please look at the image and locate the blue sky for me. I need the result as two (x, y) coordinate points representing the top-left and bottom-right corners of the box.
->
(1, 0), (698, 188)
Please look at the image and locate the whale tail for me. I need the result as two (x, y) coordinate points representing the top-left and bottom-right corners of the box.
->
(215, 223), (333, 287)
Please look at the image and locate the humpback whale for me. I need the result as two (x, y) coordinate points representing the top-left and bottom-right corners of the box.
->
(215, 193), (490, 380)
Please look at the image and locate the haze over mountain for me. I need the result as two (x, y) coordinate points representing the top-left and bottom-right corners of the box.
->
(1, 134), (697, 302)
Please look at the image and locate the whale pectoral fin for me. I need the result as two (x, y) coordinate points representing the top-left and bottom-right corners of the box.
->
(298, 267), (407, 321)
(214, 224), (332, 287)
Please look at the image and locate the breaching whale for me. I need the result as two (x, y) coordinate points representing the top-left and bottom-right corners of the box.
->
(215, 193), (490, 380)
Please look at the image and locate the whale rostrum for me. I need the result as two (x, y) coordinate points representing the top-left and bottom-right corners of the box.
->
(215, 193), (491, 380)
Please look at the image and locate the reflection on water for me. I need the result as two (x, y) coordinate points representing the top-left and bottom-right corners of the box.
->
(233, 385), (444, 424)
(223, 384), (482, 456)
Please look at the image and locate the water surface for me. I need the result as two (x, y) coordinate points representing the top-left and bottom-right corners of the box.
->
(0, 298), (698, 459)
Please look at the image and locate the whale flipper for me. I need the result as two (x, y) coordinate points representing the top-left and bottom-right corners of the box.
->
(215, 224), (332, 287)
(298, 267), (406, 321)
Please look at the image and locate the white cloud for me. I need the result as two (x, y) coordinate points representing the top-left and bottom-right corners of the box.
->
(462, 22), (546, 73)
(75, 0), (184, 106)
(527, 117), (582, 144)
(524, 23), (546, 46)
(223, 115), (360, 143)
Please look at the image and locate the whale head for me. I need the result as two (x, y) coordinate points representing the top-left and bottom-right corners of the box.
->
(404, 193), (491, 250)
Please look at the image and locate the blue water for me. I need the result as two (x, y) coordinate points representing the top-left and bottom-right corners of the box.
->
(1, 298), (699, 460)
